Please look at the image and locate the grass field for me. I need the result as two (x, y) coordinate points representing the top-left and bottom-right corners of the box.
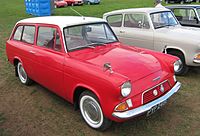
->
(0, 0), (200, 136)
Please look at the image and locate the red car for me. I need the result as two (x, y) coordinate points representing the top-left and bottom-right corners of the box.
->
(54, 0), (68, 8)
(6, 16), (181, 131)
(64, 0), (83, 6)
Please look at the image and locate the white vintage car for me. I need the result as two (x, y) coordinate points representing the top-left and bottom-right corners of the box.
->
(103, 8), (200, 75)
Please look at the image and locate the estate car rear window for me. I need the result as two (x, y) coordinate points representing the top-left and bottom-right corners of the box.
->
(37, 27), (62, 51)
(13, 26), (23, 41)
(22, 26), (35, 44)
(107, 14), (123, 27)
(13, 25), (35, 44)
(64, 23), (117, 51)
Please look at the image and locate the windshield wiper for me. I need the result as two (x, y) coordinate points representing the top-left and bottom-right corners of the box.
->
(70, 43), (105, 51)
(84, 42), (106, 48)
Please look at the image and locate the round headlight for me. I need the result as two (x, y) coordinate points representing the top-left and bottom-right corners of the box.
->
(121, 81), (132, 97)
(174, 60), (182, 73)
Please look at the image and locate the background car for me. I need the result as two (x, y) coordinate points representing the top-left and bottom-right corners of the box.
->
(64, 0), (83, 6)
(54, 0), (68, 8)
(167, 5), (200, 27)
(6, 16), (181, 131)
(104, 8), (200, 75)
(83, 0), (100, 5)
(165, 0), (193, 4)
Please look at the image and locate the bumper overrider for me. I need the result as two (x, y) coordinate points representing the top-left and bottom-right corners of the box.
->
(112, 82), (181, 119)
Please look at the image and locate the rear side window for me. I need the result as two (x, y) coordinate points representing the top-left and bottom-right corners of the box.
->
(173, 8), (196, 21)
(22, 26), (35, 44)
(107, 14), (123, 27)
(13, 26), (23, 41)
(124, 13), (150, 29)
(37, 27), (62, 51)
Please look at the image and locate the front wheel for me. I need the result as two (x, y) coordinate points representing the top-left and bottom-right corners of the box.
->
(168, 51), (189, 76)
(79, 91), (112, 131)
(17, 62), (33, 85)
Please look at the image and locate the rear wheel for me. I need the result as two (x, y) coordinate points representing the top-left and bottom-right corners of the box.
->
(17, 62), (33, 85)
(79, 91), (112, 131)
(168, 51), (189, 76)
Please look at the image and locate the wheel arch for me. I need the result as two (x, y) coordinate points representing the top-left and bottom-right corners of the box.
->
(13, 57), (22, 77)
(163, 46), (186, 59)
(73, 84), (101, 110)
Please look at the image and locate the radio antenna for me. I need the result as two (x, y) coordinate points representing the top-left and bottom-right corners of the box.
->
(70, 7), (85, 19)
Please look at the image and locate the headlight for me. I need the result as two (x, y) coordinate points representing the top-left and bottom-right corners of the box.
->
(174, 60), (182, 73)
(121, 81), (132, 97)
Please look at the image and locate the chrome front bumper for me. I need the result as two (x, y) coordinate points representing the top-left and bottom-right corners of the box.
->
(112, 82), (181, 119)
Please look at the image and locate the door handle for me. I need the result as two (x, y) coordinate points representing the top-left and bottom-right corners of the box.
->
(120, 30), (125, 33)
(29, 51), (36, 54)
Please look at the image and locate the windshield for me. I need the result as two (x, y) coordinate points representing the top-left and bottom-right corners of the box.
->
(196, 8), (200, 17)
(150, 11), (178, 29)
(63, 23), (118, 51)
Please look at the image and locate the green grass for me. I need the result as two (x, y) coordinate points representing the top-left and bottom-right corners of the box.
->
(0, 0), (200, 136)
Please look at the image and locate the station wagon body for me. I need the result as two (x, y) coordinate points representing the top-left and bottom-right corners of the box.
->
(6, 16), (181, 130)
(104, 8), (200, 75)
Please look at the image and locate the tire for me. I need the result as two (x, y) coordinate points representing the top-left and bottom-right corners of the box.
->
(17, 62), (33, 85)
(79, 91), (112, 131)
(168, 51), (189, 76)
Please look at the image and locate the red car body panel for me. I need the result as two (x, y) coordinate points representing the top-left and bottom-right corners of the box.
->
(64, 0), (83, 5)
(54, 0), (68, 7)
(6, 22), (179, 122)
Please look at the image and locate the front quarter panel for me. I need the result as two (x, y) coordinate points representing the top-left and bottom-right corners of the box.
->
(62, 54), (129, 120)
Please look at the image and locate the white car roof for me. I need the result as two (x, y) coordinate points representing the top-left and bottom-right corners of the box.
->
(17, 16), (106, 28)
(103, 7), (171, 16)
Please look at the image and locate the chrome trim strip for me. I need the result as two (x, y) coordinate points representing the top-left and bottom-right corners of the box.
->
(141, 80), (168, 104)
(112, 82), (181, 119)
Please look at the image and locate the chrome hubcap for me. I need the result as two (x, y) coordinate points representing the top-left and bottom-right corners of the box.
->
(80, 95), (103, 128)
(175, 60), (183, 73)
(18, 63), (27, 83)
(83, 99), (101, 124)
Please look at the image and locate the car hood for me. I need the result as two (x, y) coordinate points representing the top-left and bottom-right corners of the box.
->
(155, 25), (200, 44)
(68, 42), (162, 82)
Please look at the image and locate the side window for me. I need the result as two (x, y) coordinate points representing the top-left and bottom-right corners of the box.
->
(22, 26), (35, 44)
(107, 14), (123, 27)
(37, 27), (62, 51)
(124, 13), (150, 29)
(174, 8), (196, 21)
(13, 26), (23, 41)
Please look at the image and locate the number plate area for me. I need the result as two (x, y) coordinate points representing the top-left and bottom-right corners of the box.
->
(146, 100), (167, 117)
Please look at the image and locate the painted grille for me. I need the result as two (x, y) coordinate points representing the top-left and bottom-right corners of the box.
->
(143, 81), (171, 105)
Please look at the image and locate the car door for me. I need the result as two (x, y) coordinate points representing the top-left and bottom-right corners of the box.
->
(173, 8), (199, 27)
(118, 13), (154, 50)
(34, 24), (65, 96)
(8, 25), (37, 80)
